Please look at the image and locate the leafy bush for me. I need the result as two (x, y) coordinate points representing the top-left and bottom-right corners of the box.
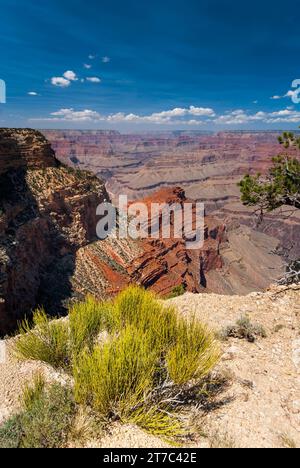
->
(14, 309), (70, 368)
(239, 132), (300, 217)
(0, 377), (76, 448)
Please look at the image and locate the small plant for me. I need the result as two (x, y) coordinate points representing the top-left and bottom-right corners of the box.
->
(280, 433), (297, 449)
(14, 309), (70, 368)
(168, 284), (186, 299)
(220, 315), (267, 343)
(209, 431), (236, 449)
(22, 373), (45, 411)
(0, 378), (76, 448)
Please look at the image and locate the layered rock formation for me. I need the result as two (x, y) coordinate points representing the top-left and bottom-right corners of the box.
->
(0, 129), (135, 334)
(43, 130), (300, 262)
(128, 187), (284, 296)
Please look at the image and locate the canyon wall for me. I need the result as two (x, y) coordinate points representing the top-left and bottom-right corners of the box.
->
(43, 130), (300, 262)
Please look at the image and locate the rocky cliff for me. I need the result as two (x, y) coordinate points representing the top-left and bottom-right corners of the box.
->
(0, 129), (118, 334)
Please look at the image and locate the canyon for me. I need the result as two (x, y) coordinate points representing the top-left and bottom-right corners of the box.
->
(44, 130), (300, 261)
(0, 129), (291, 334)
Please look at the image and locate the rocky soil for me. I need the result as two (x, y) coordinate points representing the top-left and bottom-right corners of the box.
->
(1, 284), (299, 448)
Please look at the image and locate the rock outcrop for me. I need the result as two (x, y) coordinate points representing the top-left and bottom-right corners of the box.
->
(128, 187), (284, 296)
(0, 129), (120, 334)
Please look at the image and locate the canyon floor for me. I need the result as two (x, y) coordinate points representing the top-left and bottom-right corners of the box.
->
(1, 284), (299, 449)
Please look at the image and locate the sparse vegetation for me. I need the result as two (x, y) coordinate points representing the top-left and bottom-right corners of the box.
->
(0, 377), (76, 448)
(168, 284), (186, 299)
(220, 315), (267, 343)
(14, 309), (70, 368)
(280, 433), (297, 449)
(12, 286), (220, 442)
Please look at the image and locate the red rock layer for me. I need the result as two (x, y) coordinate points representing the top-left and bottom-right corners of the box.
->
(128, 187), (226, 296)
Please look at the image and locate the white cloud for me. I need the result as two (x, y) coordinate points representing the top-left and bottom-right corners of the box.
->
(214, 108), (300, 125)
(34, 106), (214, 125)
(189, 106), (215, 116)
(31, 105), (300, 126)
(63, 70), (78, 81)
(86, 77), (101, 83)
(102, 56), (111, 63)
(51, 77), (71, 87)
(49, 108), (103, 122)
(28, 91), (38, 96)
(84, 64), (92, 69)
(271, 89), (298, 101)
(88, 54), (96, 60)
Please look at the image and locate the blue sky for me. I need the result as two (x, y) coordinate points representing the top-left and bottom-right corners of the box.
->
(1, 0), (300, 130)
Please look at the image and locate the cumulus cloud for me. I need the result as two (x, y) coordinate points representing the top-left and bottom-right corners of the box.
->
(88, 54), (96, 60)
(63, 70), (78, 81)
(31, 106), (214, 125)
(102, 56), (111, 63)
(86, 77), (101, 83)
(28, 91), (38, 96)
(213, 108), (300, 125)
(51, 70), (78, 87)
(49, 108), (103, 122)
(84, 64), (92, 69)
(189, 106), (215, 116)
(31, 105), (300, 126)
(51, 77), (71, 87)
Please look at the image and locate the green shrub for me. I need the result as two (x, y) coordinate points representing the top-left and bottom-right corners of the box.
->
(69, 296), (107, 356)
(168, 284), (186, 299)
(14, 309), (70, 368)
(22, 373), (45, 411)
(166, 318), (220, 385)
(113, 285), (178, 349)
(126, 405), (185, 440)
(74, 325), (158, 416)
(13, 286), (220, 443)
(0, 415), (23, 449)
(0, 378), (76, 448)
